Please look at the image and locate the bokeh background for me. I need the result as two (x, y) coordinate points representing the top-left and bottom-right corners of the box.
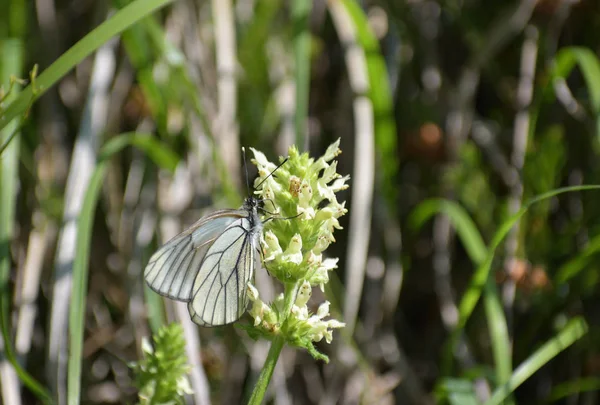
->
(2, 0), (600, 404)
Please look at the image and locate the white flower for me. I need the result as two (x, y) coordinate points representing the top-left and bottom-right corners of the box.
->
(295, 280), (312, 307)
(297, 182), (315, 219)
(312, 235), (331, 256)
(309, 258), (339, 291)
(305, 304), (345, 344)
(281, 234), (303, 264)
(141, 337), (153, 355)
(262, 231), (282, 261)
(250, 147), (277, 174)
(176, 375), (193, 396)
(323, 138), (341, 162)
(247, 284), (275, 326)
(316, 301), (330, 319)
(291, 304), (309, 321)
(247, 284), (260, 301)
(246, 140), (347, 355)
(322, 161), (339, 184)
(260, 183), (275, 203)
(330, 175), (350, 193)
(327, 319), (346, 329)
(323, 217), (342, 233)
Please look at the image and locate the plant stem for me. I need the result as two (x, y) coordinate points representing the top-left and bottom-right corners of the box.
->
(247, 335), (284, 405)
(247, 281), (299, 405)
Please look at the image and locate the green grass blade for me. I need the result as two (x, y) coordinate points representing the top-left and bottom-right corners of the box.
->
(291, 0), (312, 150)
(484, 317), (588, 405)
(0, 0), (175, 133)
(409, 198), (487, 265)
(99, 132), (180, 172)
(483, 280), (512, 390)
(410, 198), (511, 386)
(554, 231), (600, 284)
(437, 378), (480, 405)
(68, 133), (178, 405)
(0, 38), (54, 405)
(551, 47), (600, 138)
(447, 185), (600, 367)
(552, 47), (600, 112)
(546, 377), (600, 403)
(67, 163), (107, 405)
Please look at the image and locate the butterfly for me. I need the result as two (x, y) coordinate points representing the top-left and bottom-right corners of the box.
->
(144, 157), (285, 326)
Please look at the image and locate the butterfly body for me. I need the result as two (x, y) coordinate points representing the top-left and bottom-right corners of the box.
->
(144, 197), (263, 326)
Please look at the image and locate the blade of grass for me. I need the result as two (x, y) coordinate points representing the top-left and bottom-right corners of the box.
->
(546, 377), (600, 403)
(0, 0), (175, 134)
(410, 198), (511, 390)
(409, 199), (487, 265)
(0, 37), (24, 405)
(0, 37), (54, 405)
(98, 132), (179, 170)
(68, 133), (178, 405)
(67, 164), (106, 405)
(482, 280), (512, 390)
(445, 185), (600, 371)
(437, 378), (480, 405)
(553, 47), (600, 138)
(484, 317), (588, 405)
(291, 0), (311, 150)
(554, 231), (600, 284)
(49, 39), (116, 404)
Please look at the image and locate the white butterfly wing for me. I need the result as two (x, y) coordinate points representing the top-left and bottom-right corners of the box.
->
(188, 216), (260, 326)
(144, 211), (243, 300)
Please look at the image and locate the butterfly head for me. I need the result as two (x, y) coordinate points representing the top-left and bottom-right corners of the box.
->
(243, 196), (266, 217)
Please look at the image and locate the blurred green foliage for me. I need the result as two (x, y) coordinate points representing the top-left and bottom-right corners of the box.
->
(1, 0), (600, 404)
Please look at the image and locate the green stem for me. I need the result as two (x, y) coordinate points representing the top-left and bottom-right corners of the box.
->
(248, 281), (299, 405)
(247, 335), (284, 405)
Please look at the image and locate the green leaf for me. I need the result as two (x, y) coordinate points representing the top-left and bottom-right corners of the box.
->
(0, 0), (175, 133)
(554, 231), (600, 285)
(551, 47), (600, 139)
(436, 378), (480, 405)
(446, 185), (600, 371)
(68, 133), (179, 405)
(546, 377), (600, 403)
(0, 38), (54, 405)
(99, 132), (180, 172)
(68, 162), (107, 405)
(410, 198), (511, 388)
(409, 198), (487, 265)
(484, 317), (588, 405)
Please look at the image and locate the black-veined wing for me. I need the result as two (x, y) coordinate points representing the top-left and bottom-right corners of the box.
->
(144, 210), (246, 301)
(187, 215), (262, 326)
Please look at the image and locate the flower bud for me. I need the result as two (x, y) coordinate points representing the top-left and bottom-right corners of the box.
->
(282, 234), (303, 264)
(295, 280), (312, 307)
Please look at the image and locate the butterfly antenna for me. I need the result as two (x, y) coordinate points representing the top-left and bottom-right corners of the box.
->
(255, 157), (289, 190)
(242, 147), (251, 196)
